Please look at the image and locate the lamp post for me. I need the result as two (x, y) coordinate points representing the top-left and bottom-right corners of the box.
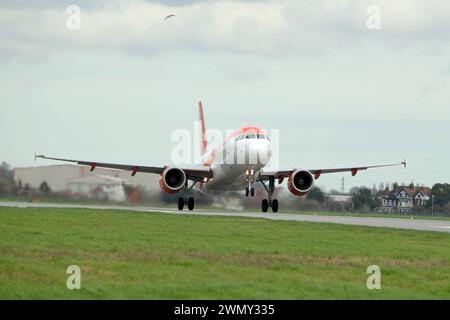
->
(431, 194), (435, 216)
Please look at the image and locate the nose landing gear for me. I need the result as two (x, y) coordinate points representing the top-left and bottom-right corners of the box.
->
(244, 170), (256, 197)
(245, 187), (255, 197)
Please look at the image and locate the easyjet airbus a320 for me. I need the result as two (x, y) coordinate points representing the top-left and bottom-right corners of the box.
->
(37, 101), (406, 212)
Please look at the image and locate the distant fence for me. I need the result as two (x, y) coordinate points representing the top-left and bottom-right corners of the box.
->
(371, 208), (450, 218)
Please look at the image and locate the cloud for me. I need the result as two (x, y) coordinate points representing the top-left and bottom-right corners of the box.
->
(213, 59), (267, 81)
(0, 0), (449, 61)
(420, 83), (442, 99)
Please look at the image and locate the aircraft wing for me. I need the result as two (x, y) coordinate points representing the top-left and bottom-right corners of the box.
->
(35, 154), (213, 181)
(260, 161), (406, 181)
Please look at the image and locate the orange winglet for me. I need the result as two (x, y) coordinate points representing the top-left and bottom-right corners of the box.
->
(90, 163), (96, 172)
(131, 167), (138, 176)
(351, 168), (358, 176)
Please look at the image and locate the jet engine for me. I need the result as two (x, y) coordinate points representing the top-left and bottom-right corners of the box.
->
(288, 169), (315, 196)
(159, 167), (187, 194)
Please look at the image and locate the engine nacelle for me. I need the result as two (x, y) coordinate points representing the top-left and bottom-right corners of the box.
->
(159, 167), (186, 194)
(288, 169), (315, 196)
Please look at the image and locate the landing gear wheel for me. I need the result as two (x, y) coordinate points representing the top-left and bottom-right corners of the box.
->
(272, 199), (279, 213)
(261, 199), (269, 213)
(188, 197), (195, 211)
(177, 197), (184, 211)
(245, 188), (249, 197)
(251, 187), (255, 197)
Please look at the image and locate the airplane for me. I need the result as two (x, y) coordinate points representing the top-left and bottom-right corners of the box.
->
(36, 101), (406, 213)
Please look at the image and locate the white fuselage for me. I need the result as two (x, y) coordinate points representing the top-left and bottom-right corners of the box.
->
(198, 129), (272, 194)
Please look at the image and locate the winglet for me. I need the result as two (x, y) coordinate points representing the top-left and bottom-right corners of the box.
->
(34, 153), (46, 162)
(402, 159), (407, 169)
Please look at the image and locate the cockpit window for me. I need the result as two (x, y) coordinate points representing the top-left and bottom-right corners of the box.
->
(246, 134), (256, 139)
(236, 134), (244, 141)
(257, 134), (265, 139)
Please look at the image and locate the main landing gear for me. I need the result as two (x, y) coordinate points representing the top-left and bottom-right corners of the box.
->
(260, 176), (278, 213)
(178, 181), (198, 211)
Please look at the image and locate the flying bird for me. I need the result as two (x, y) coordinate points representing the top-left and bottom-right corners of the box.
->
(164, 14), (175, 20)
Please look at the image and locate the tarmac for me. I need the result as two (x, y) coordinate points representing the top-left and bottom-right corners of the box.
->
(1, 201), (450, 233)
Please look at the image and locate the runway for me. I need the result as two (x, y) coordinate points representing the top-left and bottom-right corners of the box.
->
(1, 201), (450, 233)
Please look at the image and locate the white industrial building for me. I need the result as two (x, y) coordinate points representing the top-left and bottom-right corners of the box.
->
(328, 194), (352, 203)
(13, 164), (160, 197)
(66, 175), (128, 201)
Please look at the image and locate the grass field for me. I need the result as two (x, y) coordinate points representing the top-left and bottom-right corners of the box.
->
(0, 206), (449, 299)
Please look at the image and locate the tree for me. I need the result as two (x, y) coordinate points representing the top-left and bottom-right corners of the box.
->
(351, 187), (380, 211)
(306, 186), (325, 204)
(0, 162), (13, 179)
(39, 181), (51, 195)
(428, 183), (450, 208)
(372, 184), (377, 194)
(349, 186), (361, 195)
(0, 161), (16, 196)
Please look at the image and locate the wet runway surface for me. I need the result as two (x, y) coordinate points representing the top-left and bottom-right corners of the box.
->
(1, 201), (450, 233)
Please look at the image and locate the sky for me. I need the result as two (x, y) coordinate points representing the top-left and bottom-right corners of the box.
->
(1, 0), (449, 192)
